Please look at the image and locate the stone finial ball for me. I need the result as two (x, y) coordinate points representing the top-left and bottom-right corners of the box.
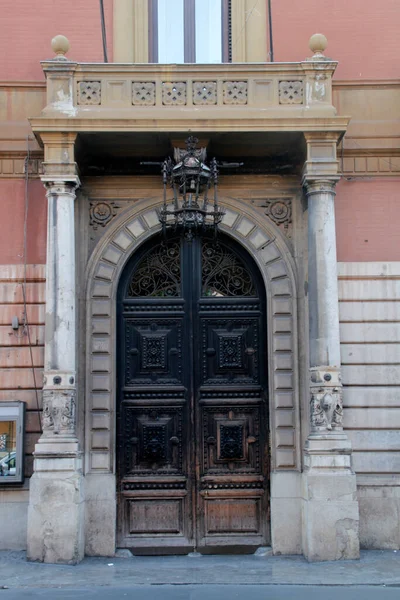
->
(51, 35), (70, 56)
(309, 33), (328, 54)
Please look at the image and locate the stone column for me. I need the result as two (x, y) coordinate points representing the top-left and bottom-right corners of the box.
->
(301, 134), (360, 561)
(27, 170), (85, 564)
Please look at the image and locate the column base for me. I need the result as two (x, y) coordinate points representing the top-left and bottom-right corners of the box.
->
(302, 437), (360, 561)
(27, 440), (85, 564)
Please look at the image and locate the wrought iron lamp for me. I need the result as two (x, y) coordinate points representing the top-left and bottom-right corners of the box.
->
(158, 136), (225, 239)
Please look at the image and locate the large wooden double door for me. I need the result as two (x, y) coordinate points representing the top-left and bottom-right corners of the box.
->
(117, 234), (269, 553)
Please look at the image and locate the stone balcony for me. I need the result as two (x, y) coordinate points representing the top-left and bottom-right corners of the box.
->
(30, 36), (349, 177)
(32, 58), (347, 135)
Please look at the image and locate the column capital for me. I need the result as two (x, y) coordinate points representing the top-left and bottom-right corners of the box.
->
(302, 176), (339, 197)
(43, 179), (80, 198)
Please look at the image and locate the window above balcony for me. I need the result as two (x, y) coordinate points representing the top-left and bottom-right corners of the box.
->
(113, 0), (267, 63)
(149, 0), (231, 64)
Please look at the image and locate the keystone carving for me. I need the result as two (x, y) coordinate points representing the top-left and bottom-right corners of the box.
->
(42, 389), (76, 437)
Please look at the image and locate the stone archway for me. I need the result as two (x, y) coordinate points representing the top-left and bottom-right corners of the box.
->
(83, 196), (302, 556)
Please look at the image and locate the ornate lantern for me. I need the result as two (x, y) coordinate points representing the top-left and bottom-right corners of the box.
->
(158, 136), (225, 239)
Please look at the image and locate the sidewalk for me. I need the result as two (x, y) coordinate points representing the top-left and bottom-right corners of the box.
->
(1, 550), (400, 589)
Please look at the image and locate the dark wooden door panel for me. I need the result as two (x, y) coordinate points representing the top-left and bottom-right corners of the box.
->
(121, 405), (184, 475)
(124, 317), (184, 386)
(200, 318), (260, 386)
(117, 235), (269, 553)
(201, 404), (263, 474)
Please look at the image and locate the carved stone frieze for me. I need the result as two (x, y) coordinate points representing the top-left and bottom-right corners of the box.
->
(162, 82), (187, 105)
(77, 81), (101, 105)
(223, 81), (248, 105)
(250, 198), (292, 237)
(193, 81), (217, 105)
(42, 389), (76, 437)
(89, 201), (120, 230)
(132, 82), (156, 106)
(279, 81), (304, 105)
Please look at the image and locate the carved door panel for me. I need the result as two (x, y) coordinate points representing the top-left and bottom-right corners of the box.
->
(117, 236), (269, 553)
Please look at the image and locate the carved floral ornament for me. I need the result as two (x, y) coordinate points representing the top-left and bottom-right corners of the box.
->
(250, 198), (292, 236)
(77, 81), (101, 105)
(75, 79), (254, 107)
(89, 201), (120, 230)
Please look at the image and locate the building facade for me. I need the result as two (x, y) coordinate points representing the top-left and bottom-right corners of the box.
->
(0, 0), (399, 563)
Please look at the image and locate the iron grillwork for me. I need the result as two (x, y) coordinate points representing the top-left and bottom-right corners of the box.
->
(158, 136), (225, 239)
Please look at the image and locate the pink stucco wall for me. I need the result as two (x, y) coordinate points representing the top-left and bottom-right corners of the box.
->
(0, 0), (113, 81)
(272, 0), (399, 80)
(0, 180), (46, 264)
(335, 179), (400, 261)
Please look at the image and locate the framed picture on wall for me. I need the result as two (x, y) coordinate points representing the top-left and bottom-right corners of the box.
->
(0, 401), (26, 483)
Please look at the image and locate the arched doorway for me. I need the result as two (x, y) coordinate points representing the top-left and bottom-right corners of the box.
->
(116, 232), (270, 554)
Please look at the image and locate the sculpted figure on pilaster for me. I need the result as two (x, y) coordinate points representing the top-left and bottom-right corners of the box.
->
(310, 388), (343, 432)
(42, 388), (76, 437)
(309, 368), (343, 434)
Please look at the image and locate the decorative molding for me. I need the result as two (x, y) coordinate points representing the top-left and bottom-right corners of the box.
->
(0, 154), (43, 179)
(222, 81), (248, 105)
(132, 82), (156, 106)
(202, 481), (263, 490)
(162, 82), (187, 106)
(193, 81), (217, 105)
(77, 81), (101, 105)
(279, 81), (304, 105)
(341, 152), (400, 177)
(123, 482), (186, 490)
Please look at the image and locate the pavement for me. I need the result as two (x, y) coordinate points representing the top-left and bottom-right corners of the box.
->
(0, 549), (400, 600)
